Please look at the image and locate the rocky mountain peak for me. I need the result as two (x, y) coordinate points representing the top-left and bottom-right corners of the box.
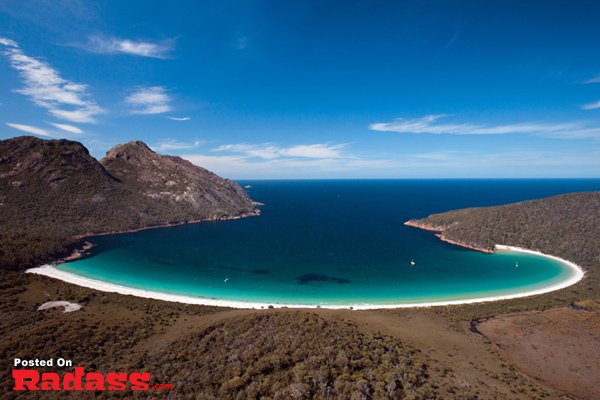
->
(100, 140), (255, 216)
(102, 141), (156, 164)
(0, 136), (116, 187)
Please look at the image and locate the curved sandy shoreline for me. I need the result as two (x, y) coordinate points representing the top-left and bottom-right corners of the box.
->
(25, 245), (585, 310)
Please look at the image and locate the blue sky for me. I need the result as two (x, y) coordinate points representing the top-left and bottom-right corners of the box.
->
(1, 0), (600, 178)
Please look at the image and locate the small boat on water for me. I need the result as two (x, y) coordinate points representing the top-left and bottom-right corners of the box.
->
(515, 262), (519, 268)
(410, 259), (416, 267)
(224, 277), (229, 283)
(244, 185), (252, 189)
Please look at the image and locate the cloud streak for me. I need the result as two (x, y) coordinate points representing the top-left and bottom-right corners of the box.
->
(279, 144), (346, 159)
(49, 123), (83, 134)
(154, 139), (202, 151)
(581, 101), (600, 110)
(0, 37), (104, 123)
(214, 143), (281, 159)
(166, 116), (191, 121)
(213, 143), (348, 159)
(177, 142), (353, 178)
(6, 122), (52, 137)
(81, 35), (174, 58)
(125, 86), (171, 115)
(369, 114), (600, 138)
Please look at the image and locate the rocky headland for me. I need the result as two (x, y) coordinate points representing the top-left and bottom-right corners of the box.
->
(404, 191), (600, 283)
(0, 136), (260, 270)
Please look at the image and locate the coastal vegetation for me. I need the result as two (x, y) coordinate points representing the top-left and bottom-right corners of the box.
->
(146, 312), (435, 399)
(404, 191), (600, 323)
(406, 191), (600, 270)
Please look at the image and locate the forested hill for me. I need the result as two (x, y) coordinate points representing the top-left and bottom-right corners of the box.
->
(0, 136), (258, 270)
(406, 191), (600, 297)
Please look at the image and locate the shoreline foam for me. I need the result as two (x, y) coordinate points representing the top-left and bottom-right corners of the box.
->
(26, 245), (584, 310)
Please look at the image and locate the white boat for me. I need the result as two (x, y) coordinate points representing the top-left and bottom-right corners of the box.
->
(515, 262), (519, 268)
(410, 259), (416, 266)
(224, 277), (229, 283)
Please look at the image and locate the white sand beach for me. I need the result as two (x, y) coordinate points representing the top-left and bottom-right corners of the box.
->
(26, 245), (584, 310)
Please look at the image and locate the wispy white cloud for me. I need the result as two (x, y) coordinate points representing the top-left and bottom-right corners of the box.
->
(166, 116), (191, 121)
(403, 150), (600, 169)
(213, 143), (348, 159)
(125, 86), (171, 115)
(81, 35), (174, 59)
(435, 30), (460, 61)
(181, 142), (353, 178)
(49, 122), (83, 134)
(0, 37), (17, 47)
(581, 101), (600, 110)
(369, 114), (600, 138)
(183, 154), (251, 174)
(584, 74), (600, 84)
(6, 122), (52, 137)
(0, 37), (103, 123)
(154, 139), (202, 151)
(214, 143), (281, 159)
(279, 144), (346, 158)
(236, 36), (249, 50)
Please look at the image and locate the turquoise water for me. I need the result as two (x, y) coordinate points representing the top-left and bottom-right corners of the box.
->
(58, 180), (599, 306)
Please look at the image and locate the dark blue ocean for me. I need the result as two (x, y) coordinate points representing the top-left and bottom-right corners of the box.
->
(58, 180), (599, 307)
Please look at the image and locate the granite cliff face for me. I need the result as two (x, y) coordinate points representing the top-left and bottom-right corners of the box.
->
(0, 136), (258, 270)
(101, 141), (256, 221)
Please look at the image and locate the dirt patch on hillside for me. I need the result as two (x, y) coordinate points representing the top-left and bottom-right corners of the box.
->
(478, 299), (600, 400)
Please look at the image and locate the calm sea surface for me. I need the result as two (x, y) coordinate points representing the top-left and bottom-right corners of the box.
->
(58, 180), (600, 306)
